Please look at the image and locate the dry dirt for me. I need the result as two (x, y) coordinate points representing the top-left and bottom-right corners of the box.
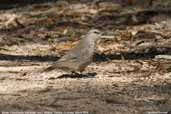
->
(0, 42), (171, 114)
(0, 1), (171, 114)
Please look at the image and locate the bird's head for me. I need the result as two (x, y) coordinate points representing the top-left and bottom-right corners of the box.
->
(88, 29), (101, 35)
(87, 29), (102, 42)
(86, 29), (114, 43)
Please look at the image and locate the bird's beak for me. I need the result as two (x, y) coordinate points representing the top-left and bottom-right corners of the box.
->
(100, 35), (114, 39)
(100, 32), (114, 39)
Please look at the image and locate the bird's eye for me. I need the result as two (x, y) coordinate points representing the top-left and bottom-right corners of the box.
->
(89, 29), (101, 34)
(94, 30), (100, 34)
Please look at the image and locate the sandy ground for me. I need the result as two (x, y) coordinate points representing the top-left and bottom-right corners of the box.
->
(0, 1), (171, 114)
(0, 47), (171, 114)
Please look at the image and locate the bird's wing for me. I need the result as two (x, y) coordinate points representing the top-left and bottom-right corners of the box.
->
(58, 40), (85, 62)
(58, 51), (80, 62)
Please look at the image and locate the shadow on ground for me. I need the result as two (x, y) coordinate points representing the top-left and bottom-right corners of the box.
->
(0, 46), (171, 62)
(0, 0), (57, 9)
(95, 46), (171, 62)
(0, 54), (59, 62)
(57, 72), (97, 79)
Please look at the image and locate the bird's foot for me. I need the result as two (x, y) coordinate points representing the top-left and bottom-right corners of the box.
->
(71, 71), (81, 76)
(72, 71), (97, 77)
(57, 71), (96, 78)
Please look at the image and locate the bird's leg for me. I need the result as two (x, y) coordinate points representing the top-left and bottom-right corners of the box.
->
(78, 71), (83, 76)
(71, 71), (80, 76)
(71, 71), (76, 75)
(79, 71), (85, 76)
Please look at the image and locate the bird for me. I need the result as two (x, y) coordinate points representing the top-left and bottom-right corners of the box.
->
(43, 29), (103, 74)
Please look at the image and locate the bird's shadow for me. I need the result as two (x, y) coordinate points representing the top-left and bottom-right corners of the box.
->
(57, 72), (97, 79)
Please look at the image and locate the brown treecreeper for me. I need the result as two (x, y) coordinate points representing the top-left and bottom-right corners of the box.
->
(44, 29), (110, 74)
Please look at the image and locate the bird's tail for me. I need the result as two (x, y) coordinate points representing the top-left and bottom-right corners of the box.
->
(45, 66), (56, 72)
(40, 65), (56, 72)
